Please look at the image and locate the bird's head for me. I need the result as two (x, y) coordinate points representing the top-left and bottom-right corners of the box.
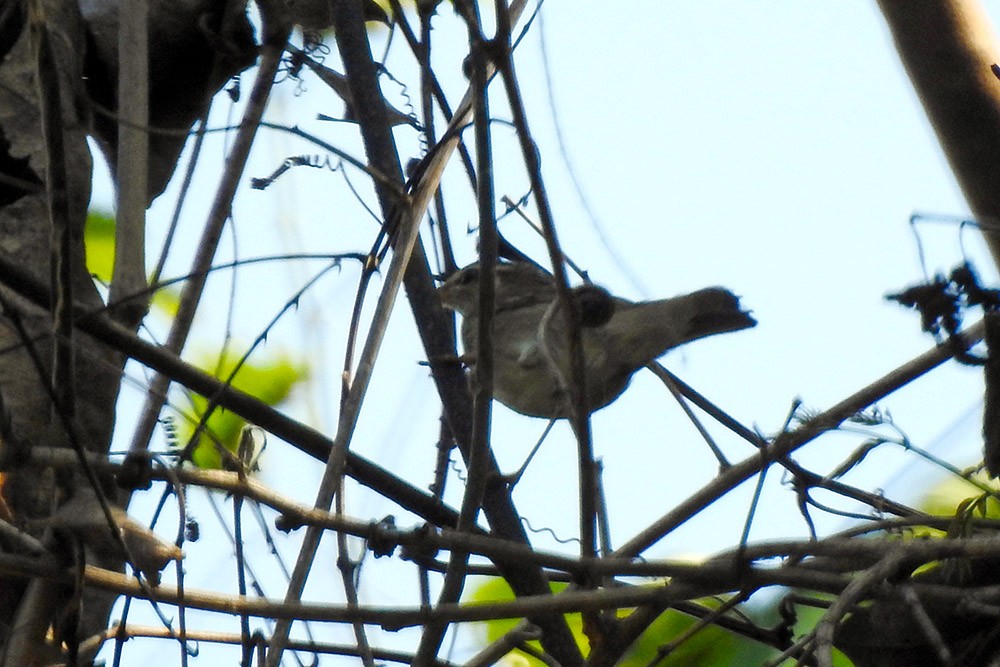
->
(437, 262), (559, 316)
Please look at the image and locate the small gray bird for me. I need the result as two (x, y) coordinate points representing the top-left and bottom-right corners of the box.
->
(438, 262), (756, 418)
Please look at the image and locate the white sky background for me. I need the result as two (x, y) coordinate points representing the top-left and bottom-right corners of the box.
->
(89, 1), (1000, 663)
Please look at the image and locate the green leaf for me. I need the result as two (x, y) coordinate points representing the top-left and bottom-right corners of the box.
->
(84, 209), (116, 283)
(920, 473), (1000, 519)
(622, 599), (778, 666)
(624, 595), (852, 666)
(468, 579), (802, 666)
(174, 347), (306, 469)
(85, 208), (181, 318)
(150, 285), (181, 318)
(469, 578), (584, 665)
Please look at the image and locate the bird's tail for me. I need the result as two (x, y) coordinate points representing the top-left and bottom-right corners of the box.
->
(678, 287), (757, 342)
(614, 288), (756, 366)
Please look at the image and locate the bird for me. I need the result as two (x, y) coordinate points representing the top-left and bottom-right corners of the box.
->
(437, 261), (757, 419)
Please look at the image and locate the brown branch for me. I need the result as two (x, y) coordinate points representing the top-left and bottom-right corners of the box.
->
(81, 623), (456, 667)
(19, 439), (1000, 588)
(0, 255), (463, 529)
(264, 0), (426, 659)
(464, 623), (545, 667)
(301, 0), (584, 663)
(813, 551), (907, 667)
(7, 565), (836, 629)
(108, 0), (147, 320)
(616, 320), (984, 558)
(413, 1), (499, 660)
(877, 0), (1000, 265)
(649, 364), (921, 519)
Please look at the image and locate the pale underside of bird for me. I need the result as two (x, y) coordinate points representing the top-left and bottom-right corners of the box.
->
(437, 262), (756, 419)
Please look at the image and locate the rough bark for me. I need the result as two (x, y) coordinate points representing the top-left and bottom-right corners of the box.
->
(0, 1), (254, 662)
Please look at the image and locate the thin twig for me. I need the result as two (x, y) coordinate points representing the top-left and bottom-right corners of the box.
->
(81, 623), (456, 666)
(812, 551), (906, 667)
(125, 11), (292, 462)
(898, 585), (952, 666)
(298, 0), (584, 662)
(463, 623), (546, 667)
(643, 593), (749, 667)
(384, 0), (477, 191)
(264, 0), (422, 661)
(653, 366), (730, 468)
(0, 250), (468, 528)
(616, 321), (984, 557)
(335, 489), (376, 667)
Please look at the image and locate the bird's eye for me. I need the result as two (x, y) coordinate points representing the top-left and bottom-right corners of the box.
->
(574, 284), (615, 327)
(458, 268), (479, 285)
